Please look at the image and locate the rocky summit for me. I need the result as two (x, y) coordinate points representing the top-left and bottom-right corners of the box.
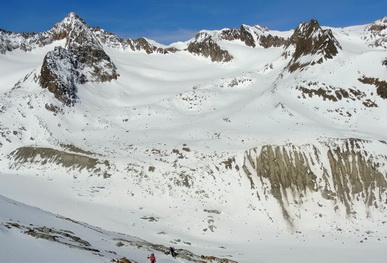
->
(0, 12), (387, 263)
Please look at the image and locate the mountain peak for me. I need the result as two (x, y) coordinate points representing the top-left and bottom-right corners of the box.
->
(367, 16), (387, 32)
(365, 16), (387, 48)
(53, 12), (89, 35)
(66, 11), (79, 18)
(60, 12), (87, 27)
(287, 19), (342, 72)
(47, 12), (104, 50)
(292, 19), (323, 41)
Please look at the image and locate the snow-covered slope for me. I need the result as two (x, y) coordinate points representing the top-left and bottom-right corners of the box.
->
(0, 194), (232, 263)
(0, 12), (387, 262)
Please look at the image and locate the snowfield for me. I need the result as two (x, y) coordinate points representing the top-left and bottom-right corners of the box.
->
(1, 13), (387, 262)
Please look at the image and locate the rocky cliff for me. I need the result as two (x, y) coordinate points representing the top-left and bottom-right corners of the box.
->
(286, 19), (342, 72)
(243, 139), (387, 227)
(365, 16), (387, 48)
(187, 32), (233, 62)
(218, 25), (288, 48)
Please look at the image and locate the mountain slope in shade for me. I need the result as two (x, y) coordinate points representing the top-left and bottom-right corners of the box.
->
(0, 13), (387, 263)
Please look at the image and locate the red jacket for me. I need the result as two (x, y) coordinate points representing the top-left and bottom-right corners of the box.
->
(148, 256), (156, 262)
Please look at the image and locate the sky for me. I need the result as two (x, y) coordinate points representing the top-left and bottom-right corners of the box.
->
(0, 0), (386, 44)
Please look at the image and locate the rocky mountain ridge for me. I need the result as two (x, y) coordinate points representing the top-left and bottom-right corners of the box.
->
(0, 12), (174, 54)
(285, 19), (342, 72)
(4, 13), (385, 107)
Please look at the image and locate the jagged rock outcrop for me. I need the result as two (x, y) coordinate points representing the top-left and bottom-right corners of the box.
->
(358, 76), (387, 99)
(0, 29), (36, 54)
(0, 12), (176, 55)
(39, 47), (82, 105)
(184, 24), (288, 63)
(127, 37), (179, 54)
(95, 29), (178, 54)
(187, 32), (233, 62)
(9, 146), (112, 178)
(218, 26), (256, 47)
(243, 139), (387, 225)
(365, 17), (387, 48)
(214, 25), (288, 49)
(286, 19), (342, 72)
(258, 33), (287, 48)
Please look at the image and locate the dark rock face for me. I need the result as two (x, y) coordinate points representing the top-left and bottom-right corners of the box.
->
(219, 26), (256, 47)
(127, 37), (179, 54)
(40, 45), (118, 105)
(287, 19), (341, 72)
(187, 32), (233, 62)
(185, 24), (288, 62)
(40, 47), (81, 106)
(239, 26), (256, 47)
(259, 34), (287, 48)
(69, 44), (118, 82)
(358, 76), (387, 99)
(218, 25), (287, 49)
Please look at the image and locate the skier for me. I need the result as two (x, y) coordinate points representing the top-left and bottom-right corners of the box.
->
(169, 246), (177, 258)
(147, 253), (156, 263)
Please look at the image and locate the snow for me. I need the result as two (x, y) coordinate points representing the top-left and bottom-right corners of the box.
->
(1, 189), (386, 263)
(1, 15), (387, 263)
(1, 174), (386, 263)
(0, 194), (195, 263)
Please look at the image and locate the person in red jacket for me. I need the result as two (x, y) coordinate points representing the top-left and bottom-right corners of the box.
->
(147, 253), (156, 263)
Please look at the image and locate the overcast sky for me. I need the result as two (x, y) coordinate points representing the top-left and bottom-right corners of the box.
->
(0, 0), (386, 44)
